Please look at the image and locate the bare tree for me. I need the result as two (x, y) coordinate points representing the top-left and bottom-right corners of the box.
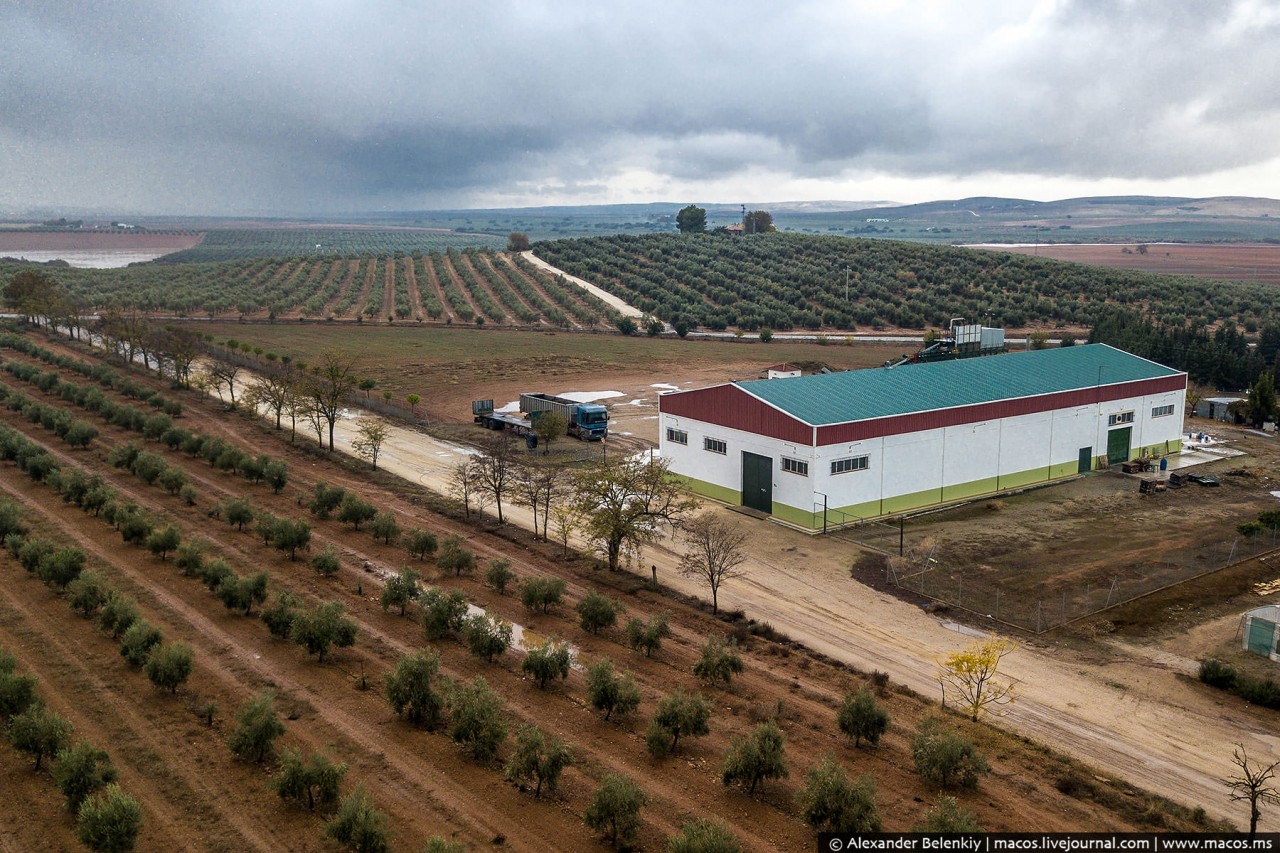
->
(307, 351), (360, 451)
(206, 357), (242, 409)
(448, 458), (483, 519)
(476, 433), (519, 524)
(1226, 743), (1280, 840)
(244, 364), (298, 431)
(352, 419), (390, 470)
(677, 513), (748, 614)
(550, 502), (581, 557)
(154, 326), (203, 388)
(514, 461), (564, 540)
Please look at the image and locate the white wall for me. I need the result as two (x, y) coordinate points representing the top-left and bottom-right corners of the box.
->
(659, 417), (816, 511)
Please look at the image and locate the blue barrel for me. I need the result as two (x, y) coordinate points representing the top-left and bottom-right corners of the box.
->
(1159, 457), (1168, 471)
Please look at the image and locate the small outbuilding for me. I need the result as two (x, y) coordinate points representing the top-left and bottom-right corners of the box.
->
(1241, 605), (1280, 662)
(1197, 396), (1245, 423)
(658, 344), (1187, 530)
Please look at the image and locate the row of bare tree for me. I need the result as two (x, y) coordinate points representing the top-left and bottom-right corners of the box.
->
(448, 433), (749, 612)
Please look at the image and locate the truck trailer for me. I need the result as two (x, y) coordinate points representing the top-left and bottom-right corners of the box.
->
(518, 393), (609, 441)
(472, 394), (609, 443)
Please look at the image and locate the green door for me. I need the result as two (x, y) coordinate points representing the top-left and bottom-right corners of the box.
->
(741, 452), (773, 514)
(1106, 427), (1131, 465)
(1078, 447), (1092, 474)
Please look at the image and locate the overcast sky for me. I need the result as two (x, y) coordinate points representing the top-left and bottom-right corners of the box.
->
(3, 0), (1278, 215)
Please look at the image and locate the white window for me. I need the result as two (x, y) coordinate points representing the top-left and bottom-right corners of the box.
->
(704, 437), (726, 454)
(1108, 411), (1135, 426)
(781, 457), (808, 476)
(666, 427), (688, 445)
(831, 455), (870, 475)
(1151, 404), (1175, 418)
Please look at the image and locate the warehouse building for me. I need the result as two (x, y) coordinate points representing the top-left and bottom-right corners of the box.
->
(657, 344), (1186, 530)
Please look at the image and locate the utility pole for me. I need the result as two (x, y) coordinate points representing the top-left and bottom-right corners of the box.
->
(845, 266), (850, 302)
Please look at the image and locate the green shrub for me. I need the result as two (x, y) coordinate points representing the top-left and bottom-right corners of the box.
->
(911, 718), (989, 790)
(1199, 658), (1238, 690)
(76, 783), (142, 853)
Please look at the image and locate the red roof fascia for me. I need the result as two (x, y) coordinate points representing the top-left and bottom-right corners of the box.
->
(659, 384), (812, 444)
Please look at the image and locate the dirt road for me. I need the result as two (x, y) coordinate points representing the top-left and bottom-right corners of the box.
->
(521, 251), (644, 318)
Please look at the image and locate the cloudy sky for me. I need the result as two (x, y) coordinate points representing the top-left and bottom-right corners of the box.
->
(3, 0), (1278, 215)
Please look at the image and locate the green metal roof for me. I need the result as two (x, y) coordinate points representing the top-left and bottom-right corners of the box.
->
(735, 344), (1182, 426)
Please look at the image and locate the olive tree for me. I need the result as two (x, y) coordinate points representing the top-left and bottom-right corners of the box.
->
(76, 783), (142, 853)
(505, 725), (572, 798)
(721, 721), (788, 796)
(796, 753), (881, 833)
(229, 690), (285, 764)
(585, 659), (641, 721)
(384, 650), (443, 729)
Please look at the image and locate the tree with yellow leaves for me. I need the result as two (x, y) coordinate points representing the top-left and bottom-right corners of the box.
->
(937, 636), (1017, 722)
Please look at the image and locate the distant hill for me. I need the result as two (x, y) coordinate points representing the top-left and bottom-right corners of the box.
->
(781, 195), (1280, 244)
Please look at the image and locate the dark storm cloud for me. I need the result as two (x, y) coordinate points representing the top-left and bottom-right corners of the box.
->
(2, 0), (1277, 213)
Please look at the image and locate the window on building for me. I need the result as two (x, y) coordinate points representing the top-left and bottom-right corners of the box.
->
(1151, 405), (1175, 418)
(703, 437), (727, 454)
(831, 455), (870, 475)
(1108, 411), (1135, 426)
(781, 457), (808, 476)
(666, 427), (688, 445)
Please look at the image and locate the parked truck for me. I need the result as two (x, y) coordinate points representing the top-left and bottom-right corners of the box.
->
(471, 393), (609, 443)
(519, 393), (609, 441)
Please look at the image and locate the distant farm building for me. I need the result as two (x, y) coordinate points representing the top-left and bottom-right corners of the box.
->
(765, 363), (803, 380)
(658, 344), (1187, 530)
(1197, 396), (1245, 423)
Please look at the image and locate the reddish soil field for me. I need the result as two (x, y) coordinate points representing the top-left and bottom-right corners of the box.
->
(0, 231), (203, 252)
(982, 243), (1280, 286)
(0, 330), (1213, 851)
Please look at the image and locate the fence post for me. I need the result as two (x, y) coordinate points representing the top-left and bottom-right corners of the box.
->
(995, 589), (1001, 620)
(957, 573), (963, 608)
(1105, 577), (1119, 608)
(1061, 590), (1067, 623)
(899, 517), (904, 557)
(1036, 601), (1042, 633)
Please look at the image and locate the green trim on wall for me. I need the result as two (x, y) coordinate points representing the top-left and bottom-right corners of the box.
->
(678, 437), (1186, 529)
(942, 477), (998, 502)
(882, 486), (943, 515)
(771, 502), (821, 529)
(1049, 460), (1078, 479)
(998, 465), (1051, 490)
(672, 473), (740, 506)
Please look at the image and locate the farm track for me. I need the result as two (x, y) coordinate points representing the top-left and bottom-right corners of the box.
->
(438, 254), (484, 321)
(382, 260), (395, 321)
(474, 253), (545, 326)
(0, 330), (1172, 847)
(420, 256), (456, 323)
(452, 253), (509, 324)
(347, 261), (377, 321)
(404, 256), (425, 320)
(319, 260), (361, 319)
(303, 259), (343, 318)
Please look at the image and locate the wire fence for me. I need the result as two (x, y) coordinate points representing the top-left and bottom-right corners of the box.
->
(884, 526), (1280, 634)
